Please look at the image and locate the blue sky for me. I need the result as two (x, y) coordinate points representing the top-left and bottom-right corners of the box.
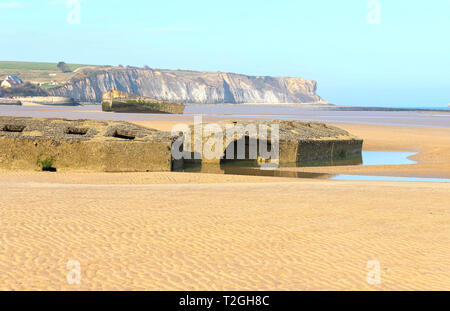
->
(0, 0), (449, 107)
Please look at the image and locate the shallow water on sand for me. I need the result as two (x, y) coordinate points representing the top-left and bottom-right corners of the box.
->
(182, 151), (449, 183)
(330, 175), (450, 183)
(362, 151), (416, 165)
(0, 104), (449, 127)
(186, 105), (450, 128)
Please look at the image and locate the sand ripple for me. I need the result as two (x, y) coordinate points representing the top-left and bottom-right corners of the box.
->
(0, 175), (449, 290)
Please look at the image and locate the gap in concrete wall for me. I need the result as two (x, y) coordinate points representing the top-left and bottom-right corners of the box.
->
(221, 136), (273, 165)
(113, 130), (136, 140)
(2, 125), (26, 133)
(66, 127), (88, 135)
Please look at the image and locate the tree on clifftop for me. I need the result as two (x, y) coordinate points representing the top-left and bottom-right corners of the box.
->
(57, 62), (71, 73)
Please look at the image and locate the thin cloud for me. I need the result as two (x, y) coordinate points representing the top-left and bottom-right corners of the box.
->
(45, 0), (67, 6)
(149, 27), (199, 34)
(45, 0), (63, 5)
(45, 0), (84, 6)
(0, 1), (26, 9)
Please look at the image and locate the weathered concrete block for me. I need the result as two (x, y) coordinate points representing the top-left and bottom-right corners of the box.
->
(0, 117), (362, 173)
(13, 96), (77, 106)
(0, 117), (174, 172)
(0, 98), (22, 105)
(184, 120), (363, 166)
(102, 90), (185, 114)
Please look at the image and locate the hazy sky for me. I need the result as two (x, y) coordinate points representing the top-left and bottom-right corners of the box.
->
(0, 0), (449, 107)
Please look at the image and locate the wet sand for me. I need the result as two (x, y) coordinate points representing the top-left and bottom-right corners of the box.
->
(1, 118), (449, 290)
(1, 104), (449, 127)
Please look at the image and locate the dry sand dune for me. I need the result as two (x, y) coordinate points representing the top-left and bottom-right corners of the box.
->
(0, 122), (449, 291)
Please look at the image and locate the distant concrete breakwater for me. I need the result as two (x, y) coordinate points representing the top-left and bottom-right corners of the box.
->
(13, 96), (77, 106)
(0, 98), (22, 105)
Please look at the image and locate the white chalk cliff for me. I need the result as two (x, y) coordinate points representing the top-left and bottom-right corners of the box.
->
(48, 68), (327, 104)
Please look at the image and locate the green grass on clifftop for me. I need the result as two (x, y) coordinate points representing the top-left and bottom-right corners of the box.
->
(0, 61), (95, 71)
(0, 61), (102, 86)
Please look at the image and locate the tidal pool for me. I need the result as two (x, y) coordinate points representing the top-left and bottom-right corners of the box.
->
(330, 175), (450, 183)
(362, 151), (416, 165)
(180, 151), (449, 183)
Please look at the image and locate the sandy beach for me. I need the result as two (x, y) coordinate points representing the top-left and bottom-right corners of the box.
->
(0, 119), (449, 291)
(3, 0), (449, 294)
